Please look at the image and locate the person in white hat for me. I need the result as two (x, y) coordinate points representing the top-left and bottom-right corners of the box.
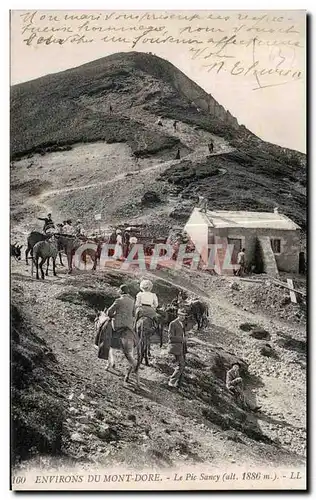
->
(113, 229), (123, 260)
(134, 279), (159, 324)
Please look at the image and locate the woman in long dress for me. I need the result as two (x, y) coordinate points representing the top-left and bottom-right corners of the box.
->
(113, 229), (123, 260)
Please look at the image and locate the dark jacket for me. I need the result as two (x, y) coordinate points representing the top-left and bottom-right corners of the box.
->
(168, 318), (187, 356)
(106, 294), (135, 331)
(38, 217), (54, 232)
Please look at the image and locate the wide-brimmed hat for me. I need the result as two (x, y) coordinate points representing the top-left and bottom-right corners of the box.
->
(231, 361), (241, 368)
(140, 279), (153, 291)
(116, 229), (122, 234)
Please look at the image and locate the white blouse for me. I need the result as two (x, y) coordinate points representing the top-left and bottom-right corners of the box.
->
(135, 291), (158, 309)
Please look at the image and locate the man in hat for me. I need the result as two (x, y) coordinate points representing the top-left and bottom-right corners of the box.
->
(106, 284), (135, 333)
(168, 308), (187, 388)
(38, 213), (54, 233)
(226, 362), (261, 412)
(102, 285), (136, 371)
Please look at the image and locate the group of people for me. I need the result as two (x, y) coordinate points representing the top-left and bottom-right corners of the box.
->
(103, 279), (188, 388)
(38, 214), (84, 237)
(109, 227), (138, 260)
(104, 280), (259, 410)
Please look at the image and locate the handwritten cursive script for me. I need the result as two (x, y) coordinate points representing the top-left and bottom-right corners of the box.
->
(17, 10), (305, 90)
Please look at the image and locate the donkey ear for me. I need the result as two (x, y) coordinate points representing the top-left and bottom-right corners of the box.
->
(18, 245), (23, 249)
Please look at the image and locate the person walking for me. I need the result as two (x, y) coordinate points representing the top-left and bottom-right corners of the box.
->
(173, 120), (178, 131)
(175, 148), (181, 160)
(208, 142), (214, 154)
(168, 309), (187, 388)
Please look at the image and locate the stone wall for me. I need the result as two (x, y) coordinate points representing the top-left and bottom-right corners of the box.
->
(257, 236), (279, 277)
(207, 226), (300, 275)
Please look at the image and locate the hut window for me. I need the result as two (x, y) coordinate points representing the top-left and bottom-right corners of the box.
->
(271, 239), (281, 254)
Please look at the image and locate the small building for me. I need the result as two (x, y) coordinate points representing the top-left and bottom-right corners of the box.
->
(184, 207), (301, 276)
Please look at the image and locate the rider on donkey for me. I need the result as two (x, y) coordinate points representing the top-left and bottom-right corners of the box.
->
(134, 279), (159, 327)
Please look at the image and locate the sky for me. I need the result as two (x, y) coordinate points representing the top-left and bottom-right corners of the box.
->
(10, 9), (306, 152)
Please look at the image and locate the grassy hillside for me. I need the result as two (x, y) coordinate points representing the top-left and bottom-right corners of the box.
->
(160, 151), (306, 230)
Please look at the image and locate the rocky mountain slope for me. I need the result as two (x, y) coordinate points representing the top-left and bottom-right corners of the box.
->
(11, 263), (306, 470)
(10, 52), (306, 235)
(10, 51), (306, 475)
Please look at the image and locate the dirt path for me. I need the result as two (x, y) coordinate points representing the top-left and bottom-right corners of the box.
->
(23, 120), (234, 214)
(11, 261), (306, 469)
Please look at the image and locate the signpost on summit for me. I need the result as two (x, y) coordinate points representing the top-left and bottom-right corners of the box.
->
(10, 9), (306, 493)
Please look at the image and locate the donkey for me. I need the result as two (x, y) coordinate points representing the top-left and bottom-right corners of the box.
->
(54, 234), (82, 274)
(31, 236), (58, 280)
(95, 312), (140, 386)
(11, 243), (23, 261)
(26, 231), (64, 267)
(135, 316), (163, 367)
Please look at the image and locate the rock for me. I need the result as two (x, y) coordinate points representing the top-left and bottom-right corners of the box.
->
(69, 406), (79, 415)
(127, 414), (137, 422)
(230, 282), (240, 291)
(141, 191), (161, 205)
(70, 432), (85, 443)
(96, 424), (112, 440)
(239, 323), (257, 332)
(259, 343), (278, 358)
(249, 328), (271, 340)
